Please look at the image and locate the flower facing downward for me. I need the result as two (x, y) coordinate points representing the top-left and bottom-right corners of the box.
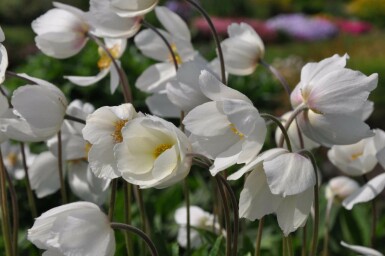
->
(28, 202), (115, 256)
(115, 115), (192, 189)
(290, 54), (377, 146)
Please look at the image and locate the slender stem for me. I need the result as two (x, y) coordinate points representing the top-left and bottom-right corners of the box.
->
(301, 224), (307, 256)
(217, 175), (239, 256)
(20, 143), (37, 218)
(260, 113), (293, 152)
(87, 33), (132, 103)
(111, 222), (159, 256)
(133, 185), (150, 254)
(287, 235), (293, 256)
(254, 217), (265, 256)
(57, 131), (67, 204)
(64, 114), (86, 125)
(4, 164), (19, 256)
(0, 85), (12, 108)
(322, 198), (333, 256)
(363, 175), (377, 247)
(5, 71), (37, 85)
(279, 103), (307, 147)
(214, 176), (232, 256)
(185, 0), (226, 84)
(183, 179), (191, 255)
(0, 149), (13, 256)
(282, 236), (287, 256)
(108, 179), (117, 222)
(141, 20), (179, 71)
(124, 183), (134, 256)
(259, 59), (291, 96)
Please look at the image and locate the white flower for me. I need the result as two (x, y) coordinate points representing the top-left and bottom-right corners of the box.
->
(110, 0), (158, 18)
(341, 241), (383, 256)
(221, 22), (265, 75)
(1, 141), (36, 180)
(28, 202), (115, 256)
(325, 176), (359, 202)
(0, 33), (8, 84)
(0, 26), (4, 42)
(290, 54), (377, 146)
(327, 129), (385, 176)
(86, 0), (141, 38)
(82, 103), (141, 179)
(183, 71), (266, 175)
(342, 172), (385, 210)
(31, 2), (89, 59)
(65, 38), (126, 94)
(275, 111), (319, 151)
(174, 206), (222, 248)
(115, 115), (192, 189)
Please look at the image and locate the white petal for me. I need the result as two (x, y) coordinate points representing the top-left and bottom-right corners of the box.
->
(0, 44), (8, 84)
(64, 68), (110, 86)
(146, 93), (180, 118)
(264, 153), (315, 196)
(134, 29), (172, 61)
(210, 140), (243, 176)
(88, 139), (120, 179)
(135, 62), (176, 93)
(110, 0), (158, 18)
(340, 241), (383, 256)
(109, 62), (120, 94)
(155, 6), (190, 41)
(0, 26), (4, 42)
(342, 173), (385, 210)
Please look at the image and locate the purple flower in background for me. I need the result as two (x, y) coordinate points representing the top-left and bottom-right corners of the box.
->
(266, 13), (338, 41)
(165, 0), (194, 21)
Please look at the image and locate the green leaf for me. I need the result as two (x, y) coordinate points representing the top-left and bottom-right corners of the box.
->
(209, 236), (224, 256)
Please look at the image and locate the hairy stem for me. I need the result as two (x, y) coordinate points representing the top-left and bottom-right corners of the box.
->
(20, 143), (37, 218)
(57, 131), (67, 204)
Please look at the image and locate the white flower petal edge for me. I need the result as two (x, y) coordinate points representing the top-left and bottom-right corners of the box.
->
(155, 6), (190, 41)
(28, 202), (115, 256)
(0, 26), (4, 42)
(342, 172), (385, 210)
(340, 241), (383, 256)
(110, 0), (158, 18)
(0, 44), (8, 84)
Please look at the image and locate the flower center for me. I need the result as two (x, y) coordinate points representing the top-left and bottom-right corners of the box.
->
(7, 153), (18, 167)
(229, 124), (244, 139)
(111, 119), (128, 143)
(168, 43), (182, 65)
(97, 44), (120, 70)
(351, 152), (363, 160)
(153, 143), (172, 158)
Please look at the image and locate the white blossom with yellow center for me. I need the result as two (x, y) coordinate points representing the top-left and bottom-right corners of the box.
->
(115, 115), (192, 189)
(82, 103), (141, 179)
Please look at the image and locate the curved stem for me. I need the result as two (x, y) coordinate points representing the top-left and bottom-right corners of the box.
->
(259, 59), (291, 96)
(254, 217), (264, 256)
(87, 33), (132, 103)
(4, 165), (18, 256)
(57, 131), (67, 204)
(260, 113), (293, 152)
(141, 20), (179, 71)
(111, 222), (159, 256)
(133, 185), (150, 234)
(64, 114), (86, 125)
(108, 179), (117, 222)
(0, 85), (12, 108)
(278, 103), (307, 147)
(217, 175), (239, 256)
(20, 143), (37, 218)
(0, 149), (13, 256)
(214, 176), (232, 256)
(5, 71), (37, 85)
(185, 0), (226, 84)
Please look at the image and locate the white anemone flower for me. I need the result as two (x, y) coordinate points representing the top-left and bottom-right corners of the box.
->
(174, 206), (223, 248)
(31, 2), (89, 59)
(327, 129), (385, 176)
(82, 103), (141, 179)
(221, 22), (265, 76)
(110, 0), (158, 18)
(183, 71), (266, 175)
(1, 74), (68, 142)
(342, 172), (385, 210)
(341, 241), (383, 256)
(0, 26), (8, 84)
(28, 202), (115, 256)
(115, 115), (192, 189)
(290, 54), (377, 146)
(234, 148), (315, 236)
(275, 111), (319, 151)
(325, 176), (360, 202)
(86, 0), (141, 38)
(65, 38), (126, 94)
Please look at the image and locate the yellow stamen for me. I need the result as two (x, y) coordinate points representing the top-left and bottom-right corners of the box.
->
(97, 44), (120, 70)
(229, 124), (244, 139)
(153, 143), (172, 158)
(111, 119), (128, 143)
(351, 152), (363, 160)
(168, 43), (182, 65)
(7, 153), (18, 167)
(85, 142), (92, 158)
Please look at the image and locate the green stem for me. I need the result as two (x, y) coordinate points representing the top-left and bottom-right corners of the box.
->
(183, 179), (191, 255)
(185, 0), (226, 84)
(322, 198), (333, 256)
(20, 143), (37, 218)
(278, 103), (307, 147)
(0, 149), (13, 256)
(57, 131), (67, 204)
(5, 71), (37, 85)
(287, 235), (293, 256)
(254, 217), (264, 256)
(108, 179), (117, 222)
(260, 113), (293, 152)
(124, 183), (134, 256)
(111, 222), (159, 256)
(64, 114), (86, 125)
(259, 59), (291, 96)
(133, 184), (151, 255)
(4, 164), (18, 256)
(301, 224), (307, 256)
(87, 33), (132, 103)
(363, 175), (377, 247)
